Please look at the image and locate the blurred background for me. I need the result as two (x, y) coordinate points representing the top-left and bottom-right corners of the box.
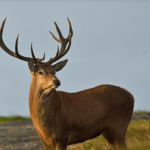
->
(0, 0), (150, 116)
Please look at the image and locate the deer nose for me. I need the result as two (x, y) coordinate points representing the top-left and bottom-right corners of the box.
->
(53, 79), (61, 87)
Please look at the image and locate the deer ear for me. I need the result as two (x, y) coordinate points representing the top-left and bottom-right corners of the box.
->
(28, 60), (38, 73)
(52, 59), (68, 72)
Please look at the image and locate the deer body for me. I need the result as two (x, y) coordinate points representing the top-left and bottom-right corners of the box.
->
(29, 78), (134, 149)
(0, 18), (134, 150)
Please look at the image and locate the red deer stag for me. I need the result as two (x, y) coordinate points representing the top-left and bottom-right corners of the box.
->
(0, 18), (134, 150)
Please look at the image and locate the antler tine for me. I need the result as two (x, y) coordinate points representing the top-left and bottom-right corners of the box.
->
(31, 43), (37, 62)
(48, 18), (73, 64)
(0, 18), (17, 58)
(0, 18), (45, 63)
(31, 43), (45, 63)
(0, 18), (6, 35)
(38, 53), (45, 63)
(15, 34), (19, 56)
(67, 17), (73, 39)
(54, 22), (64, 41)
(49, 31), (61, 43)
(15, 34), (31, 61)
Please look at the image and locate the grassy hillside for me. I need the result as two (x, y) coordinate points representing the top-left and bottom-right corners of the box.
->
(133, 110), (150, 114)
(0, 116), (31, 124)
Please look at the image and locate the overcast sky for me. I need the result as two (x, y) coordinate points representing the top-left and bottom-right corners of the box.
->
(0, 1), (150, 116)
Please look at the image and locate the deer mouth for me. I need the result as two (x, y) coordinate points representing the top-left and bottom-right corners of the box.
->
(51, 85), (59, 89)
(46, 84), (60, 90)
(45, 80), (61, 90)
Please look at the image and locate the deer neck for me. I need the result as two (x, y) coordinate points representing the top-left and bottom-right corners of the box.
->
(29, 77), (62, 142)
(29, 77), (59, 120)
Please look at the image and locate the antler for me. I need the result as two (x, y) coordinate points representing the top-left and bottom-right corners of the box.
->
(48, 17), (73, 64)
(0, 18), (45, 63)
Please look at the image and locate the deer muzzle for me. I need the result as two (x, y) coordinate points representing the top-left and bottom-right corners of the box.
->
(53, 79), (61, 87)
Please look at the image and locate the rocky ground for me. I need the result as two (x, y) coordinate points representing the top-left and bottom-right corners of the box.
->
(0, 113), (150, 150)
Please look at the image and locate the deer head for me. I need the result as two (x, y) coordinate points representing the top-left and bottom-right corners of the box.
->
(0, 18), (73, 92)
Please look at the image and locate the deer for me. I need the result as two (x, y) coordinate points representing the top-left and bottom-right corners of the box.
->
(0, 18), (134, 150)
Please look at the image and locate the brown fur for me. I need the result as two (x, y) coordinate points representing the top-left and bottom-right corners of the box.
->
(29, 62), (134, 150)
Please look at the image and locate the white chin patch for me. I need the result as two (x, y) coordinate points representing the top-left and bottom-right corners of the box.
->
(51, 85), (59, 89)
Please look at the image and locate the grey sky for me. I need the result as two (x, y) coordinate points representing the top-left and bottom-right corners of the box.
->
(0, 1), (150, 116)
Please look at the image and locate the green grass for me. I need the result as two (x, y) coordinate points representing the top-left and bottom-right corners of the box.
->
(68, 120), (150, 150)
(0, 116), (31, 124)
(133, 110), (150, 114)
(126, 120), (150, 150)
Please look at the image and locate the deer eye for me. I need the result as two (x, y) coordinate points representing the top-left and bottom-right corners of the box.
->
(38, 71), (43, 75)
